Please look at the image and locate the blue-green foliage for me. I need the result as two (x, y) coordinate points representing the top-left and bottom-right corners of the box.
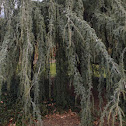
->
(0, 0), (126, 126)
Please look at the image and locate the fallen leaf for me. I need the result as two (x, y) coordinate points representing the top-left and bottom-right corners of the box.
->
(93, 121), (98, 125)
(0, 101), (3, 103)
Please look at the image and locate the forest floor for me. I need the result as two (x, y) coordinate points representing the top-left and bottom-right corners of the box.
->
(43, 110), (80, 126)
(5, 87), (121, 126)
(42, 88), (120, 126)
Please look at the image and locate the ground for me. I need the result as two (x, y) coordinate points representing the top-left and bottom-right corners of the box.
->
(42, 87), (121, 126)
(43, 110), (80, 126)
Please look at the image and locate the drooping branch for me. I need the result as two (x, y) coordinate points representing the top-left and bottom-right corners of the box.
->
(65, 10), (126, 125)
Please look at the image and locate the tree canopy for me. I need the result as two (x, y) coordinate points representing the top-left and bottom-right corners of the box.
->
(0, 0), (126, 125)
